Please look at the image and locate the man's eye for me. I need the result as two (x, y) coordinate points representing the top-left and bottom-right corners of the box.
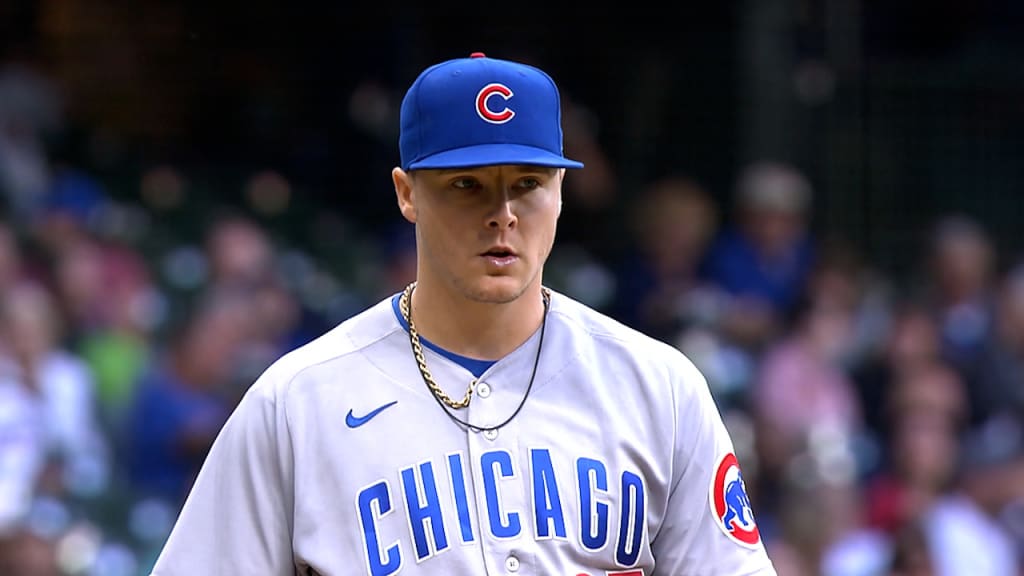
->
(518, 177), (541, 190)
(452, 178), (478, 190)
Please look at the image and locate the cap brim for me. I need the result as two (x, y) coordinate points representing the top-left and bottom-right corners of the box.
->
(406, 143), (584, 170)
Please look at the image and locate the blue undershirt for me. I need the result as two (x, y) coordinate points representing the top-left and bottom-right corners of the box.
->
(391, 294), (497, 378)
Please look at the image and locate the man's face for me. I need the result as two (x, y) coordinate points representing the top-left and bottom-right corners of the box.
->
(393, 164), (563, 304)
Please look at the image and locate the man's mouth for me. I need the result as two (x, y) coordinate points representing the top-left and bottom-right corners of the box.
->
(481, 247), (518, 266)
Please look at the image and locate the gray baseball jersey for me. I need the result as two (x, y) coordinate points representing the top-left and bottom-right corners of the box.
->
(150, 290), (777, 575)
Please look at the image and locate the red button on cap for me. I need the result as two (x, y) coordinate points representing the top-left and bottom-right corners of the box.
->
(470, 52), (486, 58)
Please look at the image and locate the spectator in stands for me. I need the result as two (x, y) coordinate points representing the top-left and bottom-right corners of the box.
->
(769, 464), (870, 576)
(861, 357), (1019, 574)
(125, 291), (249, 504)
(31, 168), (110, 261)
(0, 56), (63, 222)
(0, 279), (109, 500)
(202, 211), (320, 371)
(973, 261), (1024, 426)
(702, 160), (816, 350)
(609, 175), (721, 342)
(751, 289), (863, 487)
(921, 214), (998, 389)
(0, 369), (44, 533)
(862, 361), (966, 537)
(962, 261), (1024, 561)
(72, 240), (158, 433)
(204, 211), (276, 290)
(852, 301), (943, 465)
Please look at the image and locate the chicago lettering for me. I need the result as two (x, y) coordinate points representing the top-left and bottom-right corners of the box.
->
(356, 448), (647, 576)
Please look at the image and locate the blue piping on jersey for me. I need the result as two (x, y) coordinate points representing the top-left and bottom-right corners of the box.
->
(391, 293), (497, 378)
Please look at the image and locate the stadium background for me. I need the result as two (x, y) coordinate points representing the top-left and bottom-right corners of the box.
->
(0, 0), (1023, 574)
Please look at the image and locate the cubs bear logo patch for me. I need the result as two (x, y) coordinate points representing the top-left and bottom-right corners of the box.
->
(709, 452), (761, 547)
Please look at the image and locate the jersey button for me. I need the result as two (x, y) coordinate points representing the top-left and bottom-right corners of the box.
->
(476, 382), (492, 398)
(483, 429), (499, 441)
(505, 555), (520, 572)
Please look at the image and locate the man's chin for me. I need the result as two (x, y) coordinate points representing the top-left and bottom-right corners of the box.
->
(464, 276), (530, 304)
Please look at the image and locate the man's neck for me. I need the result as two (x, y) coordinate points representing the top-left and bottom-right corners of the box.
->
(406, 280), (547, 360)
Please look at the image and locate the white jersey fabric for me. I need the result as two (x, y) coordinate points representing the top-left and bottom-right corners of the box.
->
(151, 291), (777, 576)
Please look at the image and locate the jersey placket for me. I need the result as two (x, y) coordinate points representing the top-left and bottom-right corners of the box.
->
(465, 363), (537, 576)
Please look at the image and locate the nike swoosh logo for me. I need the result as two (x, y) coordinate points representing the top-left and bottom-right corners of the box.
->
(346, 401), (398, 428)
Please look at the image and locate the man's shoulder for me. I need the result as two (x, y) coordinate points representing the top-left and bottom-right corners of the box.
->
(549, 290), (688, 362)
(550, 291), (710, 400)
(253, 295), (400, 391)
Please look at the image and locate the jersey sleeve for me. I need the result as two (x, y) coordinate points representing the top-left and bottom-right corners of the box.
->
(651, 354), (778, 575)
(149, 375), (296, 576)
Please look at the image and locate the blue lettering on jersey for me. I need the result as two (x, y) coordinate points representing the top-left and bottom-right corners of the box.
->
(447, 453), (475, 544)
(400, 463), (448, 561)
(578, 457), (609, 550)
(357, 481), (402, 576)
(356, 450), (648, 573)
(481, 450), (521, 538)
(530, 448), (567, 539)
(616, 471), (645, 566)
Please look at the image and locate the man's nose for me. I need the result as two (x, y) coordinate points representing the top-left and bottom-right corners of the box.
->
(487, 190), (517, 230)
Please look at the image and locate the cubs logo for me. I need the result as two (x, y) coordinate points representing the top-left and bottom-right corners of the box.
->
(709, 452), (760, 547)
(476, 83), (515, 124)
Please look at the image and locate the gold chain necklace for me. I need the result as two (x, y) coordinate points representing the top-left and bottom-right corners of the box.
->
(399, 281), (550, 431)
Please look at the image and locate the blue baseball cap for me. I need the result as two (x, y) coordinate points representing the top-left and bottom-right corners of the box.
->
(399, 52), (584, 171)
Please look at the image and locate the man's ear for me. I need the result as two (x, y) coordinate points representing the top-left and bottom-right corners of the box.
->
(557, 169), (565, 217)
(393, 167), (416, 223)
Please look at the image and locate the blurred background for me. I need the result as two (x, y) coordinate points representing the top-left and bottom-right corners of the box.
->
(0, 0), (1023, 574)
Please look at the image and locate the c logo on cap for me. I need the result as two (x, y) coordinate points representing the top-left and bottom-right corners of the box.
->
(476, 83), (515, 124)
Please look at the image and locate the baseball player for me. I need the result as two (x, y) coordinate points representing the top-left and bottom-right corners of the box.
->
(149, 52), (778, 575)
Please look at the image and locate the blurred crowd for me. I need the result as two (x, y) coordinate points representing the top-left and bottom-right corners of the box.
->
(1, 46), (1024, 576)
(600, 165), (1024, 575)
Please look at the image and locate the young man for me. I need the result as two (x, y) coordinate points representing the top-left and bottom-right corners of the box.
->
(150, 52), (777, 575)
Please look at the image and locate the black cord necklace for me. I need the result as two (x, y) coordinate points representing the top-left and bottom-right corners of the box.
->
(399, 282), (550, 433)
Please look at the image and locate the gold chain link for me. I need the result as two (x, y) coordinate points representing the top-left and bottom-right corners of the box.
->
(399, 281), (551, 412)
(400, 282), (474, 409)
